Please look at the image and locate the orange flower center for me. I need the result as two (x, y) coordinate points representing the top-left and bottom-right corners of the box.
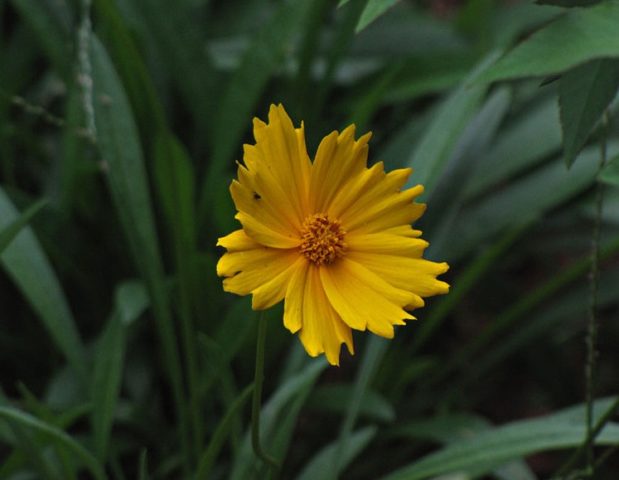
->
(300, 214), (347, 266)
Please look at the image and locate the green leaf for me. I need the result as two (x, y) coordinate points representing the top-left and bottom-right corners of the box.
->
(356, 0), (399, 32)
(196, 384), (254, 480)
(490, 3), (563, 50)
(391, 413), (490, 444)
(407, 52), (498, 196)
(382, 398), (619, 480)
(154, 133), (197, 250)
(91, 281), (148, 459)
(128, 0), (216, 139)
(478, 1), (619, 83)
(93, 0), (167, 137)
(114, 280), (149, 326)
(464, 95), (561, 199)
(599, 152), (619, 186)
(0, 198), (47, 254)
(0, 188), (86, 380)
(266, 364), (326, 472)
(90, 33), (181, 374)
(394, 412), (538, 480)
(90, 36), (167, 295)
(0, 406), (107, 480)
(349, 5), (465, 58)
(559, 58), (619, 167)
(424, 87), (512, 255)
(307, 384), (395, 423)
(382, 54), (478, 105)
(296, 427), (377, 480)
(5, 418), (64, 480)
(334, 337), (388, 475)
(230, 361), (326, 479)
(449, 142), (617, 261)
(90, 34), (189, 466)
(216, 298), (254, 361)
(153, 132), (204, 446)
(311, 0), (370, 124)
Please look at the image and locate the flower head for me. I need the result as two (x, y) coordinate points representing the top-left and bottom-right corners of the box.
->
(216, 104), (449, 365)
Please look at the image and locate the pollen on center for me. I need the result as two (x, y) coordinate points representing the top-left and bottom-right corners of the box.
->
(300, 213), (347, 266)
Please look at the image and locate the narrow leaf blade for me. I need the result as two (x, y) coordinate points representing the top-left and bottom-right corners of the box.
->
(479, 1), (619, 83)
(0, 188), (86, 380)
(0, 406), (106, 480)
(0, 198), (48, 254)
(599, 152), (619, 186)
(356, 0), (400, 32)
(408, 52), (498, 195)
(559, 58), (619, 167)
(296, 427), (377, 480)
(382, 398), (619, 480)
(91, 281), (149, 459)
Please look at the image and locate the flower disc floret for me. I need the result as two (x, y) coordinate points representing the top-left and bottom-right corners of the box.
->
(300, 214), (347, 266)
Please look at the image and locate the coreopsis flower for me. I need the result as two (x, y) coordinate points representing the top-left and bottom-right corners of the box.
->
(216, 105), (449, 365)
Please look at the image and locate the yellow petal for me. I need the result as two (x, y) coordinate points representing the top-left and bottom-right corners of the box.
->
(251, 257), (303, 310)
(235, 212), (300, 249)
(356, 202), (425, 234)
(283, 258), (310, 333)
(250, 104), (311, 221)
(309, 126), (371, 213)
(341, 176), (425, 233)
(242, 145), (304, 231)
(382, 225), (423, 238)
(217, 245), (298, 303)
(230, 180), (298, 236)
(327, 161), (385, 219)
(348, 251), (450, 297)
(217, 229), (260, 251)
(346, 232), (428, 257)
(298, 264), (354, 366)
(320, 258), (415, 338)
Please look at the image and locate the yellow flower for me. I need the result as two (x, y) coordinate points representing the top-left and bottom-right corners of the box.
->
(216, 104), (449, 366)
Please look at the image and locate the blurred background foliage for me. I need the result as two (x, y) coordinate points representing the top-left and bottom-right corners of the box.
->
(1, 0), (619, 478)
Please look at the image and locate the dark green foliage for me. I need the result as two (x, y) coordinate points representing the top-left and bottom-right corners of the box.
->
(601, 153), (619, 186)
(479, 0), (619, 82)
(559, 59), (619, 167)
(2, 0), (619, 478)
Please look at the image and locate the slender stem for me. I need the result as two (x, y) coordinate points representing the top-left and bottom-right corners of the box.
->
(552, 396), (619, 478)
(584, 111), (609, 474)
(251, 312), (280, 473)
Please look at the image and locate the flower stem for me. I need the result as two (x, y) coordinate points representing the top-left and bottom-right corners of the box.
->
(252, 312), (280, 473)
